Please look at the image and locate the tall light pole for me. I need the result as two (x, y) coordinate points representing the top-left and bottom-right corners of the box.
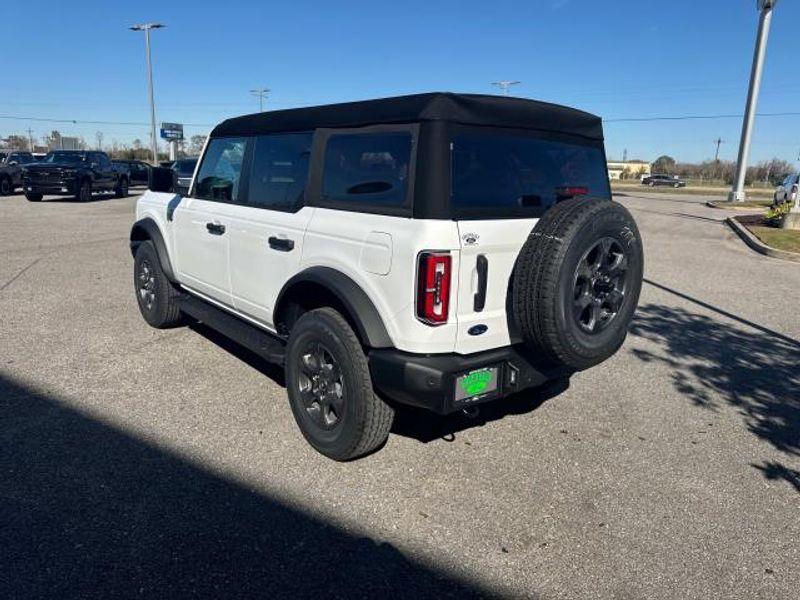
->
(250, 88), (270, 112)
(130, 23), (164, 165)
(491, 80), (520, 96)
(729, 1), (777, 202)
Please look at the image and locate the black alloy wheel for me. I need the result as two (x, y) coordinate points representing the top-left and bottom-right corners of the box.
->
(137, 258), (157, 311)
(572, 237), (629, 335)
(296, 342), (345, 429)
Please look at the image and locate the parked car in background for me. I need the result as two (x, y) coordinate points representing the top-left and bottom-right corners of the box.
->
(773, 172), (798, 205)
(171, 157), (198, 195)
(113, 159), (151, 187)
(23, 150), (130, 202)
(0, 151), (36, 195)
(642, 173), (686, 188)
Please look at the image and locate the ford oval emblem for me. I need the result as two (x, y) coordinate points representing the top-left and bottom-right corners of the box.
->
(468, 324), (488, 336)
(462, 233), (480, 246)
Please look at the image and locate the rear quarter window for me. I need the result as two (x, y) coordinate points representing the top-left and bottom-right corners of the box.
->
(451, 133), (610, 218)
(322, 132), (412, 207)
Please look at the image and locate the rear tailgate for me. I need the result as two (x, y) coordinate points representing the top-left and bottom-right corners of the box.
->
(453, 218), (537, 354)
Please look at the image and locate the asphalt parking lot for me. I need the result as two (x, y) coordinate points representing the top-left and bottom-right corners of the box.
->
(1, 190), (798, 599)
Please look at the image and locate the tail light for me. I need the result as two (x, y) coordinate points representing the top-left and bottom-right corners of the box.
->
(416, 251), (451, 325)
(556, 186), (589, 198)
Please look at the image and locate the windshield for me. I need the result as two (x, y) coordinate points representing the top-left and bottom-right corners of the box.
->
(451, 132), (611, 218)
(43, 152), (87, 165)
(174, 159), (197, 176)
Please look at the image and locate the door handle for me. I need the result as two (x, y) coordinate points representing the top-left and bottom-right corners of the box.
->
(474, 254), (488, 312)
(206, 222), (226, 235)
(268, 236), (295, 252)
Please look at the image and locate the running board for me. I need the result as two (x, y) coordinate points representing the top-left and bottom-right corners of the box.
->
(179, 295), (286, 365)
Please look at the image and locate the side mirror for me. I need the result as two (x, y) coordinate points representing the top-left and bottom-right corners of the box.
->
(148, 166), (175, 193)
(8, 160), (18, 166)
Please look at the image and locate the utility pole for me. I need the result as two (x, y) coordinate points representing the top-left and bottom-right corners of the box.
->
(729, 0), (777, 202)
(491, 80), (520, 96)
(26, 127), (34, 152)
(250, 88), (270, 112)
(130, 23), (164, 165)
(623, 148), (628, 163)
(714, 137), (723, 162)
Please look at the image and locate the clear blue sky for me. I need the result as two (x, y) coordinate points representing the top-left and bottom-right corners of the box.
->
(3, 0), (799, 164)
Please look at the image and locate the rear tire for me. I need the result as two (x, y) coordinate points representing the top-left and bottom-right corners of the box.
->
(115, 177), (129, 198)
(0, 176), (11, 196)
(25, 192), (43, 202)
(133, 240), (183, 328)
(285, 308), (394, 461)
(512, 198), (644, 371)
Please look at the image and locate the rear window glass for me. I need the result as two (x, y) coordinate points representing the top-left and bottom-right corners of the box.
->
(451, 134), (610, 216)
(322, 132), (411, 207)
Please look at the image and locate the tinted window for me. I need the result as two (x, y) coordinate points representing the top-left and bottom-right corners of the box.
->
(173, 159), (197, 176)
(43, 152), (87, 164)
(248, 133), (312, 211)
(194, 138), (246, 202)
(322, 133), (411, 206)
(451, 133), (610, 216)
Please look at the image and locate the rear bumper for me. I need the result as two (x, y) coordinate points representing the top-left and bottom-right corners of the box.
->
(23, 179), (77, 195)
(368, 345), (573, 414)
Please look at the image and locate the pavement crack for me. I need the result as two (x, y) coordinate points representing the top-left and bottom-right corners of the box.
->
(0, 258), (41, 292)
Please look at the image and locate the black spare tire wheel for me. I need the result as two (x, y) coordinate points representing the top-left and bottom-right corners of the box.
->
(512, 197), (643, 371)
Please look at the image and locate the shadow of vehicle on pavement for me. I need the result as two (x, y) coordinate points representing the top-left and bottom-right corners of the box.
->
(0, 374), (495, 599)
(189, 321), (564, 446)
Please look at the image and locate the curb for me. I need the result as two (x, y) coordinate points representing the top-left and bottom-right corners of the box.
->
(725, 217), (800, 263)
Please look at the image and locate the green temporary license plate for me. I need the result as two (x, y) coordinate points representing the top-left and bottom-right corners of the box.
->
(455, 367), (499, 403)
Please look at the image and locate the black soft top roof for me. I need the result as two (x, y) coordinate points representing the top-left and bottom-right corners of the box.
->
(210, 92), (603, 141)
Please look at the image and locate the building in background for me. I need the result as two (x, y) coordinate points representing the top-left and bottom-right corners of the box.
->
(607, 160), (651, 181)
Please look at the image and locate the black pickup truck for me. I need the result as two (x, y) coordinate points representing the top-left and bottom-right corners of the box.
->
(23, 150), (129, 202)
(0, 151), (36, 195)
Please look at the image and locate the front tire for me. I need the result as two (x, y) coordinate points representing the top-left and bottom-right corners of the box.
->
(76, 179), (91, 202)
(133, 240), (183, 328)
(285, 308), (394, 460)
(25, 192), (43, 202)
(0, 176), (12, 195)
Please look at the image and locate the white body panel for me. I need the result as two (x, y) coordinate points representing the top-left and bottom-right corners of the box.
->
(135, 189), (534, 357)
(453, 218), (538, 354)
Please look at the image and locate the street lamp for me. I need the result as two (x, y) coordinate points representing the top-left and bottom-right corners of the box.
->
(250, 88), (270, 112)
(492, 81), (520, 96)
(130, 23), (164, 166)
(729, 1), (777, 202)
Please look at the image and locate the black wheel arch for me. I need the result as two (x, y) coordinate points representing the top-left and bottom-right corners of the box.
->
(275, 267), (393, 349)
(129, 217), (177, 282)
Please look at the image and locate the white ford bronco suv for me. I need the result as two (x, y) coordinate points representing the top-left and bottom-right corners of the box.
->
(131, 93), (643, 460)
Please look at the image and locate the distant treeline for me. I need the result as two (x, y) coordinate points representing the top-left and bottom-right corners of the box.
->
(651, 155), (795, 187)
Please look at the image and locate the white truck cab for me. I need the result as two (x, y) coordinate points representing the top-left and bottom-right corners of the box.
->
(131, 93), (644, 460)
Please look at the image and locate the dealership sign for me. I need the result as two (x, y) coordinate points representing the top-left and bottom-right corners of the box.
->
(160, 122), (184, 140)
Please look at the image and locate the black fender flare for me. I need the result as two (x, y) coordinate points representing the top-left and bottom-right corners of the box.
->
(275, 267), (393, 349)
(129, 217), (177, 282)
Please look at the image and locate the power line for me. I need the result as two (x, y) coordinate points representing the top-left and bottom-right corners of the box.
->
(604, 111), (800, 123)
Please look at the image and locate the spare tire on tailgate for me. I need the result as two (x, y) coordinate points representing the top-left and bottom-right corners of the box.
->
(512, 197), (643, 371)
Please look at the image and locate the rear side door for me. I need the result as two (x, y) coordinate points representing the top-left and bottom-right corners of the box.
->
(226, 132), (315, 326)
(173, 137), (247, 306)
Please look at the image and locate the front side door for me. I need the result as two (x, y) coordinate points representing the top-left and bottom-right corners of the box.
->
(227, 132), (315, 326)
(173, 137), (247, 306)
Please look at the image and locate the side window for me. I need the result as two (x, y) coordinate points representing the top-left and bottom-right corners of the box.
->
(98, 154), (110, 168)
(194, 137), (247, 202)
(247, 133), (312, 211)
(322, 132), (412, 206)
